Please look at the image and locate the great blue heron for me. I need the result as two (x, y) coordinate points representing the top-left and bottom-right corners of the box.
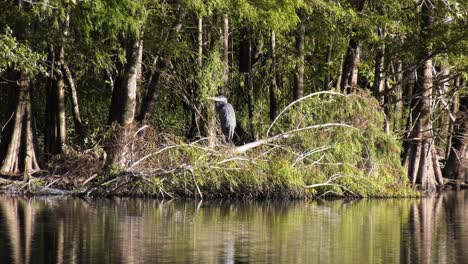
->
(210, 95), (236, 141)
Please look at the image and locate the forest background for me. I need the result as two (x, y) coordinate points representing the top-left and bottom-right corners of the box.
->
(0, 0), (466, 198)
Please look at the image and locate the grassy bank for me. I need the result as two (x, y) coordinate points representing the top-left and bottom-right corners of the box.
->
(0, 93), (416, 199)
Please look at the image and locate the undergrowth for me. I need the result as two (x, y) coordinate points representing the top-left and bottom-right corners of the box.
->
(1, 92), (416, 199)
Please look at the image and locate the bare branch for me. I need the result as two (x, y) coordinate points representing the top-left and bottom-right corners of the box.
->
(236, 123), (357, 153)
(1, 112), (14, 132)
(305, 174), (342, 189)
(292, 146), (330, 167)
(267, 91), (345, 136)
(129, 145), (178, 169)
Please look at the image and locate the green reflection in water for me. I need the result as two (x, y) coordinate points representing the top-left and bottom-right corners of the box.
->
(0, 191), (467, 264)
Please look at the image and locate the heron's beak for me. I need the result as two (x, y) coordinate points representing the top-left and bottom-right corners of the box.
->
(209, 97), (219, 102)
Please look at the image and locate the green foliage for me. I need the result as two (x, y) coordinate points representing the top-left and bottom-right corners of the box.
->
(1, 0), (464, 198)
(229, 0), (302, 32)
(0, 28), (45, 75)
(102, 94), (414, 199)
(198, 50), (223, 101)
(262, 93), (412, 197)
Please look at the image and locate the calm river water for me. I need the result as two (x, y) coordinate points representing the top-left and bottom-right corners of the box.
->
(0, 191), (467, 263)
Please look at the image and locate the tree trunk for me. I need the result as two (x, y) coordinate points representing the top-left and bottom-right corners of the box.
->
(293, 16), (305, 101)
(340, 0), (366, 93)
(222, 14), (229, 95)
(324, 41), (333, 90)
(55, 3), (87, 141)
(401, 67), (417, 165)
(190, 17), (211, 141)
(188, 17), (218, 145)
(45, 46), (67, 155)
(404, 2), (442, 192)
(402, 68), (416, 111)
(246, 32), (258, 141)
(56, 54), (67, 149)
(383, 63), (391, 133)
(198, 17), (203, 68)
(443, 96), (467, 182)
(109, 37), (139, 126)
(136, 62), (163, 124)
(136, 10), (185, 123)
(0, 71), (40, 180)
(336, 54), (344, 90)
(373, 26), (385, 103)
(437, 61), (451, 158)
(269, 30), (278, 122)
(188, 17), (204, 139)
(136, 39), (143, 86)
(445, 76), (461, 160)
(416, 55), (436, 191)
(45, 3), (72, 154)
(206, 102), (217, 147)
(107, 36), (140, 168)
(62, 63), (87, 141)
(341, 39), (361, 94)
(393, 60), (403, 131)
(432, 142), (445, 187)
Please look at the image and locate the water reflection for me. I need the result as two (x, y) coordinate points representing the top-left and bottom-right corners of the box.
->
(0, 192), (466, 264)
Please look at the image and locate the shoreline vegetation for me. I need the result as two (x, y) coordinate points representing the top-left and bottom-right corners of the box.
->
(1, 93), (421, 199)
(0, 1), (466, 199)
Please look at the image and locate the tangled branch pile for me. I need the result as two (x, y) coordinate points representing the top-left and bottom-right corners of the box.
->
(1, 93), (415, 199)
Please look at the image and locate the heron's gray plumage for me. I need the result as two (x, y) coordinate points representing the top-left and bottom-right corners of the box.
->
(211, 95), (236, 141)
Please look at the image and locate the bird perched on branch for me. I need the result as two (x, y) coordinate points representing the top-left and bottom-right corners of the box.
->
(210, 95), (236, 142)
